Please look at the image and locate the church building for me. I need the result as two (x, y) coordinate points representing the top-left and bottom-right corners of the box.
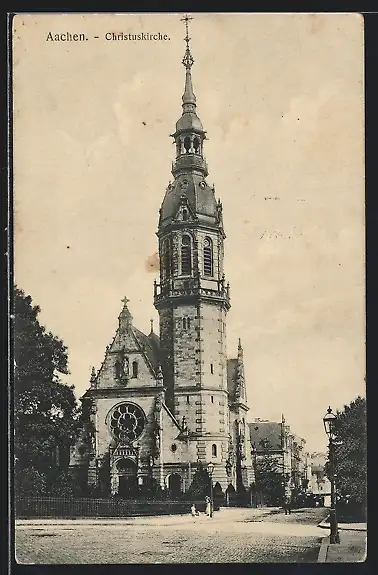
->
(69, 17), (255, 499)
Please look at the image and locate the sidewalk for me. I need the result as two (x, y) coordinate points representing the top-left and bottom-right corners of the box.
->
(16, 507), (276, 528)
(318, 519), (367, 563)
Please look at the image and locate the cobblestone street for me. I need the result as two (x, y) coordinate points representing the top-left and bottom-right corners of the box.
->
(15, 507), (330, 564)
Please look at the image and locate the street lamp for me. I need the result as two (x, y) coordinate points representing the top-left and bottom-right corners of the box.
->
(323, 406), (340, 544)
(207, 462), (214, 518)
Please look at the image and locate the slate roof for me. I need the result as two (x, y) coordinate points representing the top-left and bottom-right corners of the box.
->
(159, 172), (218, 228)
(248, 421), (284, 452)
(133, 327), (161, 374)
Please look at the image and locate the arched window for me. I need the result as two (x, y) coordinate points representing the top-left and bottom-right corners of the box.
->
(183, 317), (187, 330)
(132, 361), (138, 378)
(182, 209), (188, 221)
(181, 235), (192, 275)
(212, 444), (217, 457)
(203, 237), (213, 276)
(187, 317), (191, 329)
(193, 136), (200, 153)
(161, 238), (172, 280)
(115, 360), (122, 379)
(184, 136), (191, 153)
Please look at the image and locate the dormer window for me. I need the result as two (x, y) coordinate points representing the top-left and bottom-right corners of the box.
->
(181, 235), (192, 275)
(132, 361), (138, 378)
(182, 209), (188, 221)
(203, 237), (213, 276)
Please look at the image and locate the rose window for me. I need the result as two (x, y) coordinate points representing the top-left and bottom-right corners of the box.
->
(109, 403), (145, 442)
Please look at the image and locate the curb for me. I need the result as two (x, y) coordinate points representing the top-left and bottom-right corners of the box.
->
(317, 535), (330, 563)
(318, 519), (367, 532)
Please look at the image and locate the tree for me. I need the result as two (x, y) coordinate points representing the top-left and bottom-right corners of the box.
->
(254, 455), (284, 506)
(185, 463), (211, 501)
(326, 396), (367, 511)
(13, 286), (81, 496)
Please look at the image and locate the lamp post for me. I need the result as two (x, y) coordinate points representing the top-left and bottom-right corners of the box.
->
(207, 462), (214, 518)
(323, 406), (340, 544)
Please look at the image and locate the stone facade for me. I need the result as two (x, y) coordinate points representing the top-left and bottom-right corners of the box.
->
(69, 25), (255, 498)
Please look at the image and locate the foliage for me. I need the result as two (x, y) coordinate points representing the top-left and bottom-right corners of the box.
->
(254, 455), (284, 506)
(13, 286), (81, 496)
(185, 463), (211, 501)
(325, 396), (367, 508)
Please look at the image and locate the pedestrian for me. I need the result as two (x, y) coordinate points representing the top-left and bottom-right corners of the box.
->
(205, 496), (211, 516)
(283, 495), (292, 515)
(190, 503), (198, 517)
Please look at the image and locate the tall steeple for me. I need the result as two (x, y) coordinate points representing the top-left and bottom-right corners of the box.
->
(170, 15), (207, 180)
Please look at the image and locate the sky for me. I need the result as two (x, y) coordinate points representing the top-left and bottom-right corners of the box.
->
(13, 13), (365, 453)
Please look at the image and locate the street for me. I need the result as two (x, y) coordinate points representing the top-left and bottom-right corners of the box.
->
(15, 507), (329, 564)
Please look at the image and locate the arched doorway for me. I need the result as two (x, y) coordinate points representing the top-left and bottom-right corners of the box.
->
(167, 473), (182, 498)
(116, 458), (138, 499)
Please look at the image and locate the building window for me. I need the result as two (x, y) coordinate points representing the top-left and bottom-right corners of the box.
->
(161, 237), (172, 280)
(210, 363), (214, 374)
(182, 209), (188, 221)
(183, 317), (191, 330)
(211, 396), (214, 403)
(203, 237), (213, 276)
(212, 444), (217, 457)
(186, 396), (190, 404)
(132, 361), (138, 378)
(183, 317), (187, 330)
(115, 360), (122, 379)
(181, 235), (192, 275)
(187, 317), (191, 329)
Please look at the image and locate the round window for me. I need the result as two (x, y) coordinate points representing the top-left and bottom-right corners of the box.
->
(109, 402), (145, 443)
(171, 444), (177, 452)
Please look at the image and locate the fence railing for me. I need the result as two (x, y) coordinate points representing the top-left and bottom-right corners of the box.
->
(15, 497), (208, 519)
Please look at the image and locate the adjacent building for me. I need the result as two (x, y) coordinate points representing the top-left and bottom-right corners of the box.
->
(249, 417), (311, 500)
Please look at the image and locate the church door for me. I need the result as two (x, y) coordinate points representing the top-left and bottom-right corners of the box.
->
(168, 473), (182, 498)
(117, 459), (138, 499)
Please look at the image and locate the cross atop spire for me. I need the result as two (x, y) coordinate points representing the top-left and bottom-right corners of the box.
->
(119, 296), (132, 329)
(181, 14), (194, 70)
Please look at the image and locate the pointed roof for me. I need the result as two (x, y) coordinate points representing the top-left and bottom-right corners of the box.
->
(118, 296), (133, 328)
(227, 339), (247, 405)
(175, 15), (204, 135)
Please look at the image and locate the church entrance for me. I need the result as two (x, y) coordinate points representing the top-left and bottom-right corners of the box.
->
(167, 473), (182, 498)
(116, 458), (138, 499)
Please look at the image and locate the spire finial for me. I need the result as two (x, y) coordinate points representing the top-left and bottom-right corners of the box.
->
(181, 14), (194, 70)
(150, 318), (154, 333)
(180, 14), (196, 110)
(119, 296), (132, 329)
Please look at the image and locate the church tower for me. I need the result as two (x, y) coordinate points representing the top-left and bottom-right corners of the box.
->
(154, 16), (231, 488)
